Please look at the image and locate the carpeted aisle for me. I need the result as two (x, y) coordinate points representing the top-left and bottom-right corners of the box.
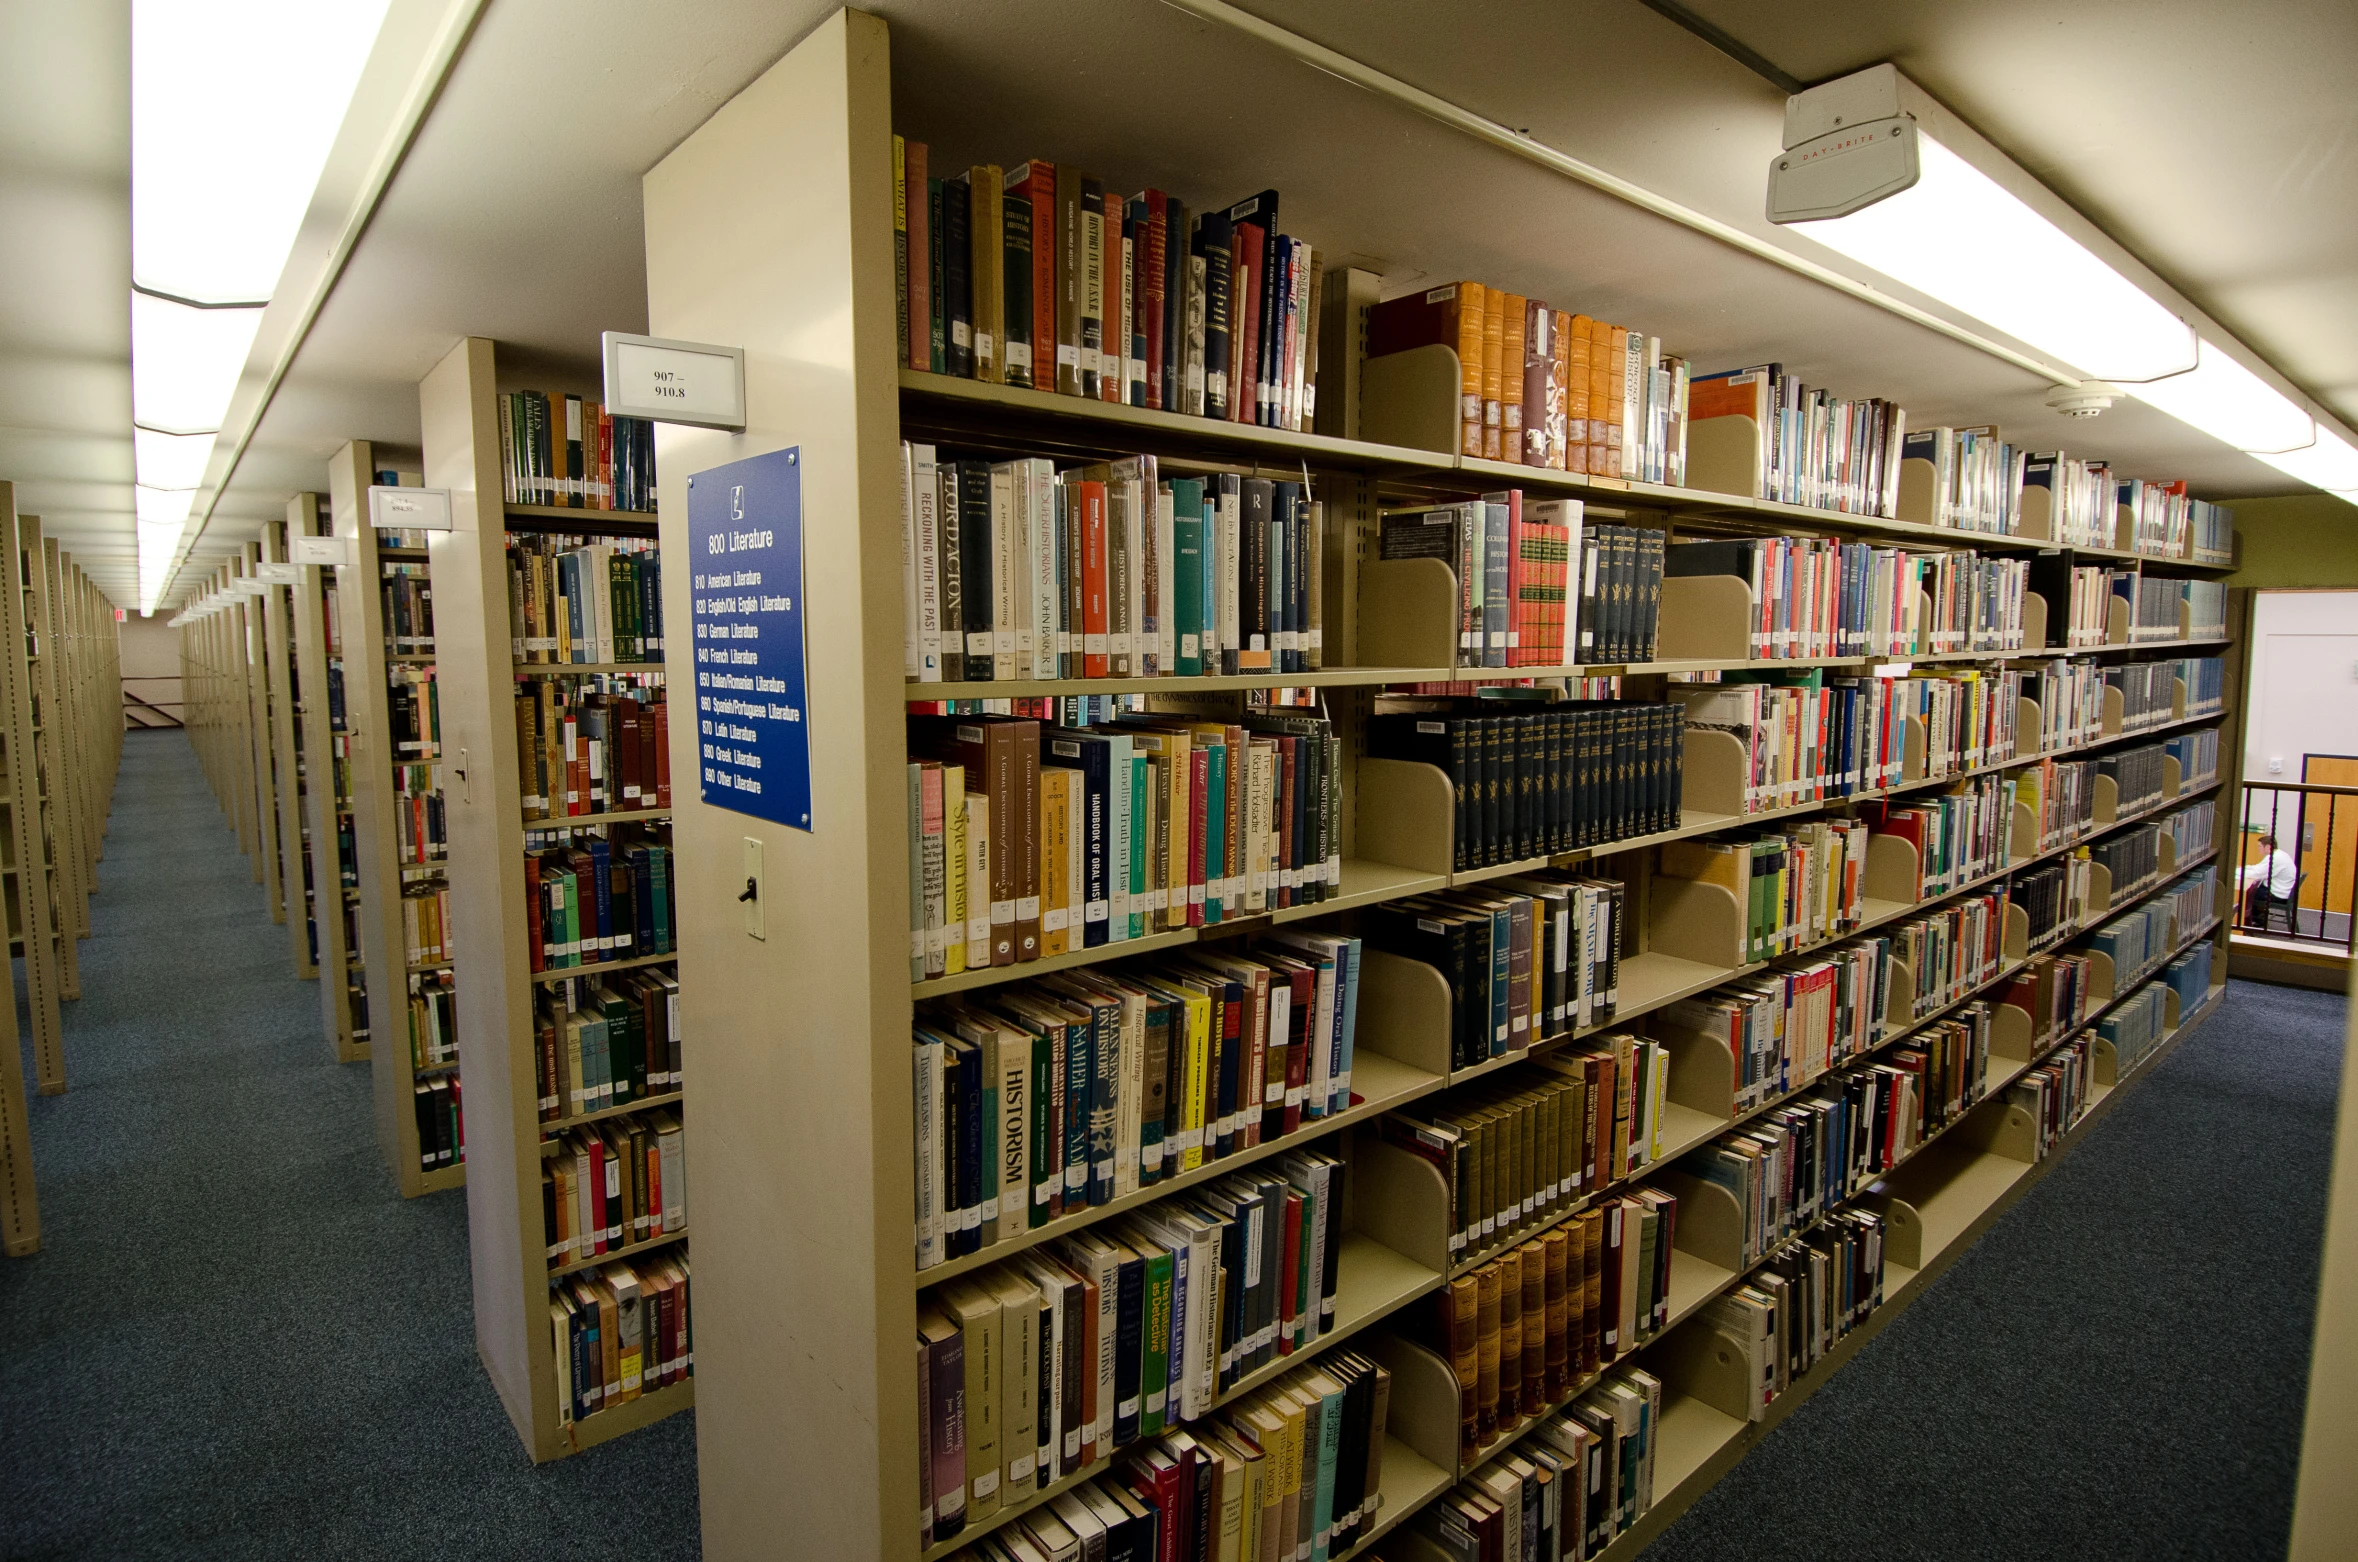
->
(1639, 976), (2345, 1562)
(0, 731), (699, 1561)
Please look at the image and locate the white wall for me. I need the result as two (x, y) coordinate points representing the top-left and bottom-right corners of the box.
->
(2245, 590), (2358, 785)
(118, 612), (180, 727)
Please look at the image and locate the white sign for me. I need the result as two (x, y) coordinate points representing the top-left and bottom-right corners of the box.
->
(369, 485), (453, 532)
(232, 578), (269, 597)
(603, 330), (746, 431)
(255, 561), (300, 585)
(290, 536), (351, 567)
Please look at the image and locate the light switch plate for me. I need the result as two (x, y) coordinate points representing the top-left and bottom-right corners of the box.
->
(743, 836), (766, 941)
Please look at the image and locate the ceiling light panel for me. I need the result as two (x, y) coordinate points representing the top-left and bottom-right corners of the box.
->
(130, 290), (263, 436)
(2123, 338), (2317, 455)
(131, 0), (394, 305)
(132, 425), (217, 491)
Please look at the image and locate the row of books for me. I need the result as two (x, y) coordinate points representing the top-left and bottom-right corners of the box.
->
(410, 1073), (462, 1172)
(550, 1249), (691, 1430)
(916, 1178), (1364, 1539)
(390, 756), (446, 869)
(2030, 453), (2133, 551)
(1907, 437), (2235, 563)
(2014, 853), (2093, 951)
(1665, 536), (2030, 660)
(507, 536), (666, 665)
(1680, 667), (2019, 813)
(911, 936), (1362, 1270)
(1419, 1200), (1677, 1465)
(896, 144), (1326, 433)
(902, 446), (1329, 686)
(402, 886), (451, 967)
(2049, 564), (2119, 648)
(908, 712), (1342, 983)
(1369, 281), (1682, 481)
(1689, 365), (1906, 518)
(2009, 1037), (2095, 1161)
(1864, 774), (2013, 900)
(1663, 1099), (1861, 1273)
(531, 966), (682, 1123)
(522, 831), (677, 972)
(1376, 501), (1665, 669)
(2161, 943), (2214, 1023)
(2105, 661), (2179, 734)
(2085, 896), (2177, 994)
(379, 561), (434, 654)
(2100, 742), (2171, 816)
(2163, 799), (2215, 865)
(2118, 479), (2234, 564)
(2165, 729), (2219, 789)
(1657, 817), (1873, 967)
(1885, 892), (2008, 1022)
(1367, 702), (1684, 868)
(406, 969), (457, 1073)
(1903, 425), (2027, 535)
(2019, 757), (2096, 854)
(1690, 1208), (1887, 1421)
(1999, 951), (2096, 1045)
(1653, 939), (1888, 1115)
(2020, 658), (2105, 752)
(544, 1110), (687, 1269)
(1377, 1044), (1668, 1268)
(496, 389), (658, 513)
(928, 1356), (1390, 1562)
(2165, 866), (2219, 942)
(2178, 655), (2227, 717)
(2099, 983), (2170, 1077)
(1361, 878), (1627, 1073)
(515, 685), (674, 821)
(1408, 1365), (1663, 1561)
(2090, 824), (2163, 902)
(2182, 579), (2229, 638)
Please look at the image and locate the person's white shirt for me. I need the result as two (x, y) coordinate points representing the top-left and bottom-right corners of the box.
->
(2240, 847), (2296, 899)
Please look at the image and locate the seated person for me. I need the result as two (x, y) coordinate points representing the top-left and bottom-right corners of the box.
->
(2238, 833), (2296, 926)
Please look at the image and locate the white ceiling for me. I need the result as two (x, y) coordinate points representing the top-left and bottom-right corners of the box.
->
(4, 0), (2353, 611)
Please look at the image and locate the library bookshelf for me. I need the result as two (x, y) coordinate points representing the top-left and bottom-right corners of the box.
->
(420, 336), (690, 1459)
(21, 515), (94, 1003)
(1, 495), (68, 1093)
(640, 14), (2243, 1559)
(0, 483), (43, 1254)
(329, 440), (467, 1198)
(286, 493), (370, 1062)
(260, 516), (316, 981)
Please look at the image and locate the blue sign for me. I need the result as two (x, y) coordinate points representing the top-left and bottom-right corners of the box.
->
(687, 447), (812, 831)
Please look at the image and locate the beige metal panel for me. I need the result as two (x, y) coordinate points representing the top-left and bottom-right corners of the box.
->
(262, 523), (316, 978)
(0, 481), (38, 1251)
(288, 492), (367, 1063)
(421, 336), (550, 1449)
(41, 539), (90, 947)
(0, 493), (64, 1094)
(20, 522), (82, 1001)
(643, 11), (912, 1554)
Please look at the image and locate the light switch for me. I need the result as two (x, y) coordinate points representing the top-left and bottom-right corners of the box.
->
(2269, 757), (2284, 774)
(742, 836), (766, 941)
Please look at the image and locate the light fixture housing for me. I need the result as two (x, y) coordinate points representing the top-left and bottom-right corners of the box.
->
(1767, 64), (2354, 504)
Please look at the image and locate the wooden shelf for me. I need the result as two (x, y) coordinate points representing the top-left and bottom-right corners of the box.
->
(548, 1226), (688, 1279)
(511, 661), (668, 678)
(540, 1088), (686, 1140)
(522, 806), (671, 830)
(530, 948), (678, 985)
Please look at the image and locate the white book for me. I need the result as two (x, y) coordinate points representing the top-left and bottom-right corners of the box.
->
(1006, 461), (1034, 680)
(1103, 732), (1132, 943)
(656, 1113), (687, 1232)
(1028, 458), (1058, 679)
(991, 465), (1018, 680)
(1215, 481), (1239, 672)
(900, 441), (921, 679)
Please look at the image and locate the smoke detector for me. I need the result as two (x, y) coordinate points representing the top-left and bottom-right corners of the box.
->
(2045, 381), (2119, 419)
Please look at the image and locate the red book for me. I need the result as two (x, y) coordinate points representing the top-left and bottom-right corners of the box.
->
(1127, 1449), (1185, 1562)
(905, 140), (931, 370)
(523, 853), (545, 972)
(1102, 191), (1128, 405)
(1231, 223), (1264, 424)
(1282, 965), (1313, 1135)
(586, 1137), (608, 1258)
(1007, 161), (1057, 393)
(1079, 480), (1109, 677)
(651, 700), (671, 808)
(1137, 190), (1167, 410)
(1075, 1267), (1101, 1468)
(1186, 749), (1209, 927)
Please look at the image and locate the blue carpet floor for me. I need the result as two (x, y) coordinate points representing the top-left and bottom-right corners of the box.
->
(1639, 974), (2344, 1562)
(1, 732), (2343, 1559)
(0, 731), (697, 1561)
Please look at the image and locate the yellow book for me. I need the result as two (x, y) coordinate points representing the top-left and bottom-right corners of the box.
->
(1177, 984), (1211, 1172)
(1041, 766), (1072, 957)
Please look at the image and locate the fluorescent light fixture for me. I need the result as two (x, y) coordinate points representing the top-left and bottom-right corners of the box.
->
(132, 0), (393, 304)
(1776, 123), (2194, 384)
(130, 290), (263, 435)
(133, 426), (216, 491)
(135, 486), (196, 530)
(2123, 338), (2317, 455)
(2256, 430), (2358, 493)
